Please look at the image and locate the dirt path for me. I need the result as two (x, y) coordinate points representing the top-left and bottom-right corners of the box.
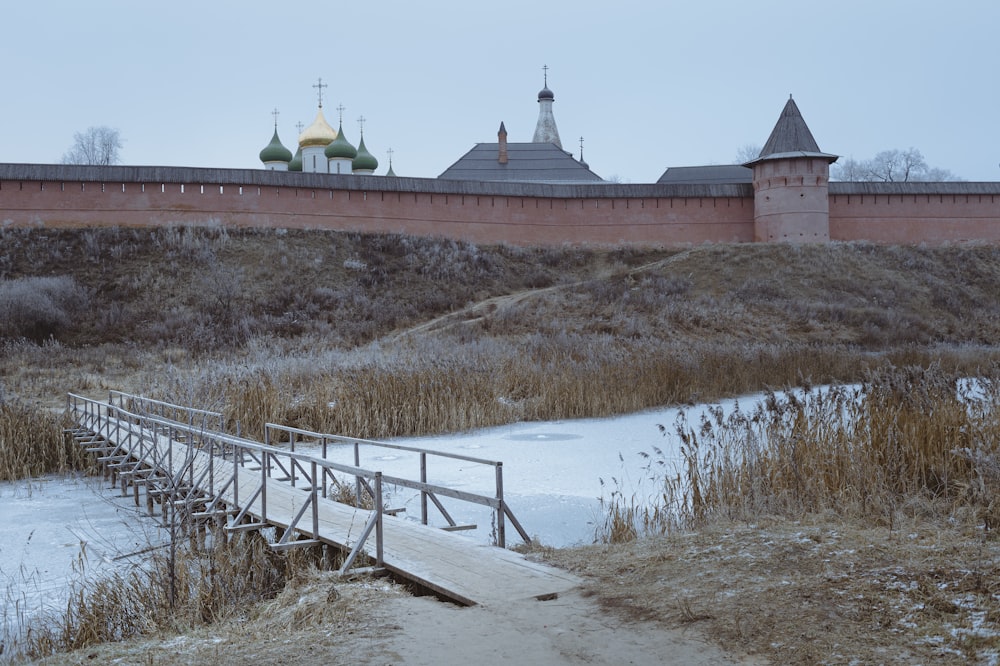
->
(391, 249), (695, 341)
(360, 588), (761, 666)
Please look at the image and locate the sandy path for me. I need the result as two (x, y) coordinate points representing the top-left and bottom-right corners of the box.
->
(361, 589), (759, 665)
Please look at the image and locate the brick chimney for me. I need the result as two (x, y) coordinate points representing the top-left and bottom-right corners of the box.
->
(498, 122), (508, 164)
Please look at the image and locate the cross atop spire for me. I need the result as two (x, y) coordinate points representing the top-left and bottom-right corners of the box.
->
(357, 115), (366, 136)
(313, 77), (328, 108)
(271, 108), (280, 129)
(579, 136), (585, 160)
(543, 64), (549, 87)
(336, 104), (346, 124)
(295, 121), (304, 134)
(387, 147), (394, 165)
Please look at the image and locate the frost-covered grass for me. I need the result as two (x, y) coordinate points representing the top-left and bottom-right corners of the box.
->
(590, 364), (1000, 663)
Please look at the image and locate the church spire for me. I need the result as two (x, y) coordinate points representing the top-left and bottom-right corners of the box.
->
(532, 64), (562, 149)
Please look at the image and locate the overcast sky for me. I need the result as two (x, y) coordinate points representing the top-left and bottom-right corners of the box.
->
(3, 1), (998, 183)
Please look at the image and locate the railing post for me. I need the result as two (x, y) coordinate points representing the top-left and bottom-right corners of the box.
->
(374, 472), (384, 567)
(321, 437), (329, 498)
(354, 441), (362, 506)
(261, 452), (269, 521)
(208, 436), (215, 497)
(311, 460), (319, 539)
(232, 446), (240, 509)
(496, 462), (506, 548)
(420, 452), (428, 525)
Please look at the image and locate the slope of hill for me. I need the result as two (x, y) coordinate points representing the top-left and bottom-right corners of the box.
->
(3, 227), (1000, 664)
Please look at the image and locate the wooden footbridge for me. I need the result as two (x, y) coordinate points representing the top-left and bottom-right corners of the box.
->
(65, 392), (580, 606)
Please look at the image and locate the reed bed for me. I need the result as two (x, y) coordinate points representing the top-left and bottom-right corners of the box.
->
(203, 336), (996, 443)
(596, 364), (1000, 542)
(187, 336), (865, 442)
(0, 395), (91, 481)
(17, 532), (321, 660)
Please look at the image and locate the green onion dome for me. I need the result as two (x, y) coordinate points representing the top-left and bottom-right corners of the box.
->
(352, 135), (378, 171)
(288, 146), (303, 171)
(325, 122), (357, 159)
(259, 129), (293, 163)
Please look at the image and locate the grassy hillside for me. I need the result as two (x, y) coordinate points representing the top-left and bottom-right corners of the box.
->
(2, 226), (1000, 438)
(4, 226), (1000, 664)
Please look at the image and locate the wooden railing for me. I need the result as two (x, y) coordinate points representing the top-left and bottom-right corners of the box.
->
(67, 392), (385, 572)
(67, 392), (531, 574)
(108, 390), (226, 432)
(264, 423), (531, 547)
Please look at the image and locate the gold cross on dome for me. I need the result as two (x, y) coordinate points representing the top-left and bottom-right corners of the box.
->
(313, 77), (328, 107)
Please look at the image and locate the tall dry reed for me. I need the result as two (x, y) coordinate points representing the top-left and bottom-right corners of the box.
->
(597, 364), (1000, 542)
(211, 336), (886, 441)
(0, 396), (91, 481)
(19, 531), (318, 660)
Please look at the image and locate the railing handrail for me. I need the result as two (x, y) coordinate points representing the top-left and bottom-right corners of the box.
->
(69, 393), (380, 480)
(264, 422), (501, 467)
(109, 390), (224, 419)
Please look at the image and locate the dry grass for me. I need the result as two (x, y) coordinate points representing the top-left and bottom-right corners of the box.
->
(548, 516), (999, 665)
(594, 365), (1000, 540)
(17, 531), (332, 661)
(4, 229), (1000, 662)
(0, 392), (92, 481)
(24, 574), (406, 666)
(583, 364), (1000, 662)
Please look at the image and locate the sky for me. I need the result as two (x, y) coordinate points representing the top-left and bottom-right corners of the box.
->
(2, 0), (998, 183)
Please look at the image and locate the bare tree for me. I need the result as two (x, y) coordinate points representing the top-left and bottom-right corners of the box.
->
(832, 148), (960, 182)
(734, 143), (763, 164)
(62, 126), (123, 165)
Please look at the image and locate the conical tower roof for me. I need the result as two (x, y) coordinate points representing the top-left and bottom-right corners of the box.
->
(750, 96), (837, 164)
(259, 128), (293, 164)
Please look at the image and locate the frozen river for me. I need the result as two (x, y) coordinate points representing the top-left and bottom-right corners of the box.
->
(0, 395), (747, 647)
(305, 405), (701, 549)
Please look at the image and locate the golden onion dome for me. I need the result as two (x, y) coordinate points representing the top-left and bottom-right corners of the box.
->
(298, 108), (338, 148)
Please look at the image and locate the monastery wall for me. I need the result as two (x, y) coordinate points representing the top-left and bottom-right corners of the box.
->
(0, 164), (755, 246)
(828, 183), (1000, 244)
(2, 165), (999, 246)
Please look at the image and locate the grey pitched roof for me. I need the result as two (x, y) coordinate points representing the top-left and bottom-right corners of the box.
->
(438, 142), (603, 183)
(657, 165), (752, 185)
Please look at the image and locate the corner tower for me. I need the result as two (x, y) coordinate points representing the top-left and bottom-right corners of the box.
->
(532, 65), (562, 149)
(746, 96), (838, 242)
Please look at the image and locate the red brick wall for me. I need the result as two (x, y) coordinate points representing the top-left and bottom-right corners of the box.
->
(829, 192), (1000, 244)
(0, 178), (755, 246)
(4, 169), (999, 246)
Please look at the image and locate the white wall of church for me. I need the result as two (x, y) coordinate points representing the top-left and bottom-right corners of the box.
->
(329, 158), (352, 174)
(302, 147), (328, 173)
